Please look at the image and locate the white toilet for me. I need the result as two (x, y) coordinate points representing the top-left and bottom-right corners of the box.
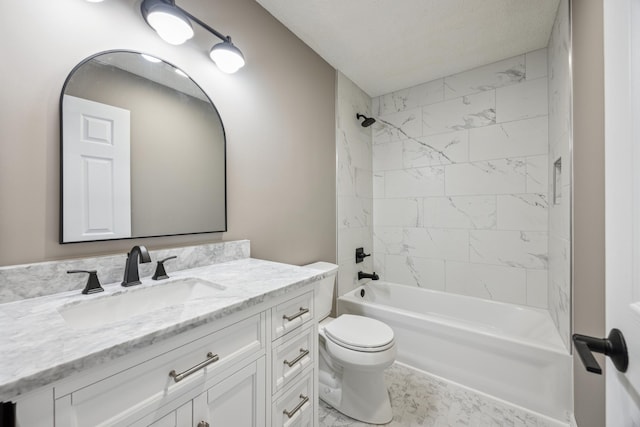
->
(304, 262), (396, 425)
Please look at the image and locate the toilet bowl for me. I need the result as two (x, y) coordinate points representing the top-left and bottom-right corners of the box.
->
(318, 315), (396, 424)
(304, 262), (396, 425)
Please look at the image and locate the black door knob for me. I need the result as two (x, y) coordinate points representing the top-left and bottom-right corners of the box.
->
(572, 328), (628, 375)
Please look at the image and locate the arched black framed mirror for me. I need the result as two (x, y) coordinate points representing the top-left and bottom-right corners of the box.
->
(60, 50), (226, 243)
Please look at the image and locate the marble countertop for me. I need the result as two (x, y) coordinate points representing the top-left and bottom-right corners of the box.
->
(0, 258), (329, 401)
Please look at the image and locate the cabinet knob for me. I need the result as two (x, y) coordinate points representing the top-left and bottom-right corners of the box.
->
(197, 421), (210, 427)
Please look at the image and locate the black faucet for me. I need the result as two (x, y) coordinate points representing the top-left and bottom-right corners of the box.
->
(358, 271), (379, 281)
(122, 245), (152, 287)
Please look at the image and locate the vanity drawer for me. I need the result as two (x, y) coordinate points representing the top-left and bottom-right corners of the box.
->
(54, 313), (265, 427)
(272, 370), (314, 427)
(272, 291), (314, 340)
(272, 323), (315, 394)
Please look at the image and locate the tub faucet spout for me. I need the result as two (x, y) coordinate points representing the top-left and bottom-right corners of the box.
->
(358, 271), (379, 281)
(122, 245), (151, 287)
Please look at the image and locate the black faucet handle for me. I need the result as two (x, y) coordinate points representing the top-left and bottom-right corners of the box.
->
(355, 247), (371, 263)
(153, 256), (177, 280)
(67, 270), (104, 295)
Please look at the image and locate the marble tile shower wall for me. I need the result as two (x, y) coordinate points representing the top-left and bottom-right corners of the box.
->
(547, 0), (572, 350)
(371, 50), (550, 308)
(336, 72), (373, 296)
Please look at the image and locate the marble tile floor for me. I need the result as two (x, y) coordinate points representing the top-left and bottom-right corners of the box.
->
(318, 363), (569, 427)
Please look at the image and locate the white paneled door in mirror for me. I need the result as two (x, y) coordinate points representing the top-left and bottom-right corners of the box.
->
(62, 95), (131, 242)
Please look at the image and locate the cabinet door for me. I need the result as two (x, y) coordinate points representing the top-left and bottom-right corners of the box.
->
(273, 372), (314, 427)
(193, 357), (266, 427)
(129, 401), (191, 427)
(53, 314), (264, 427)
(272, 324), (314, 394)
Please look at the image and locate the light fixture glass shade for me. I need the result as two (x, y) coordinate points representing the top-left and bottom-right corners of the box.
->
(209, 40), (245, 74)
(141, 53), (162, 63)
(174, 68), (188, 78)
(142, 0), (193, 45)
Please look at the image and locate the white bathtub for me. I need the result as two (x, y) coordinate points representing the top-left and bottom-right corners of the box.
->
(337, 282), (572, 421)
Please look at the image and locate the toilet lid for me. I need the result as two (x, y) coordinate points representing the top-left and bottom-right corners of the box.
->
(324, 314), (394, 351)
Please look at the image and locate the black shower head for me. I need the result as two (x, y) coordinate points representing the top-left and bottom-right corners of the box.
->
(356, 113), (376, 127)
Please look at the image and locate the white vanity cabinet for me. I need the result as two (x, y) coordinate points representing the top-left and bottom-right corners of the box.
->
(270, 291), (316, 427)
(134, 401), (192, 427)
(54, 313), (266, 426)
(14, 284), (318, 427)
(191, 356), (266, 427)
(132, 356), (266, 427)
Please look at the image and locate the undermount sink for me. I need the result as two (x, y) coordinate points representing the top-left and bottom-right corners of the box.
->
(58, 277), (225, 330)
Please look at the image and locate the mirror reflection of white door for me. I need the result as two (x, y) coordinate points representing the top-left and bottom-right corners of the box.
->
(62, 95), (131, 242)
(604, 0), (640, 424)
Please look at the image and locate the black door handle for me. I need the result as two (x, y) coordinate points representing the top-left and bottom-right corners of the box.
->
(572, 328), (628, 375)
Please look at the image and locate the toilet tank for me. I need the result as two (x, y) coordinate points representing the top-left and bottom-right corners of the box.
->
(302, 262), (338, 320)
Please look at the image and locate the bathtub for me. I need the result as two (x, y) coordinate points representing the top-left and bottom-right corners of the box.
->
(338, 282), (572, 421)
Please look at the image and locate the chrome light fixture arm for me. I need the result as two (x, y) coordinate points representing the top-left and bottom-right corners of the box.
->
(141, 0), (245, 73)
(176, 5), (229, 44)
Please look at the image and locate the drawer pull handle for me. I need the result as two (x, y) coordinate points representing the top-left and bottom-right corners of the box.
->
(169, 352), (219, 383)
(197, 422), (210, 427)
(283, 394), (309, 418)
(283, 307), (309, 322)
(284, 348), (310, 367)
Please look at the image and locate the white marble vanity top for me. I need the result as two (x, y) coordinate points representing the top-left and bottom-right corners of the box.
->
(0, 258), (325, 401)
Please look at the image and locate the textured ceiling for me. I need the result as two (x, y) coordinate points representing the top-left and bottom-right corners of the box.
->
(256, 0), (561, 97)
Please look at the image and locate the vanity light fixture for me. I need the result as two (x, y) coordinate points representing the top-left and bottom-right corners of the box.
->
(141, 0), (193, 45)
(209, 38), (245, 74)
(141, 0), (245, 74)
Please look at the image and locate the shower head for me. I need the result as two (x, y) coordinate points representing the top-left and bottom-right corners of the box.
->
(356, 113), (376, 127)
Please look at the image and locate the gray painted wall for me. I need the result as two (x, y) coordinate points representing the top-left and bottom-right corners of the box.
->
(0, 0), (336, 267)
(572, 0), (606, 425)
